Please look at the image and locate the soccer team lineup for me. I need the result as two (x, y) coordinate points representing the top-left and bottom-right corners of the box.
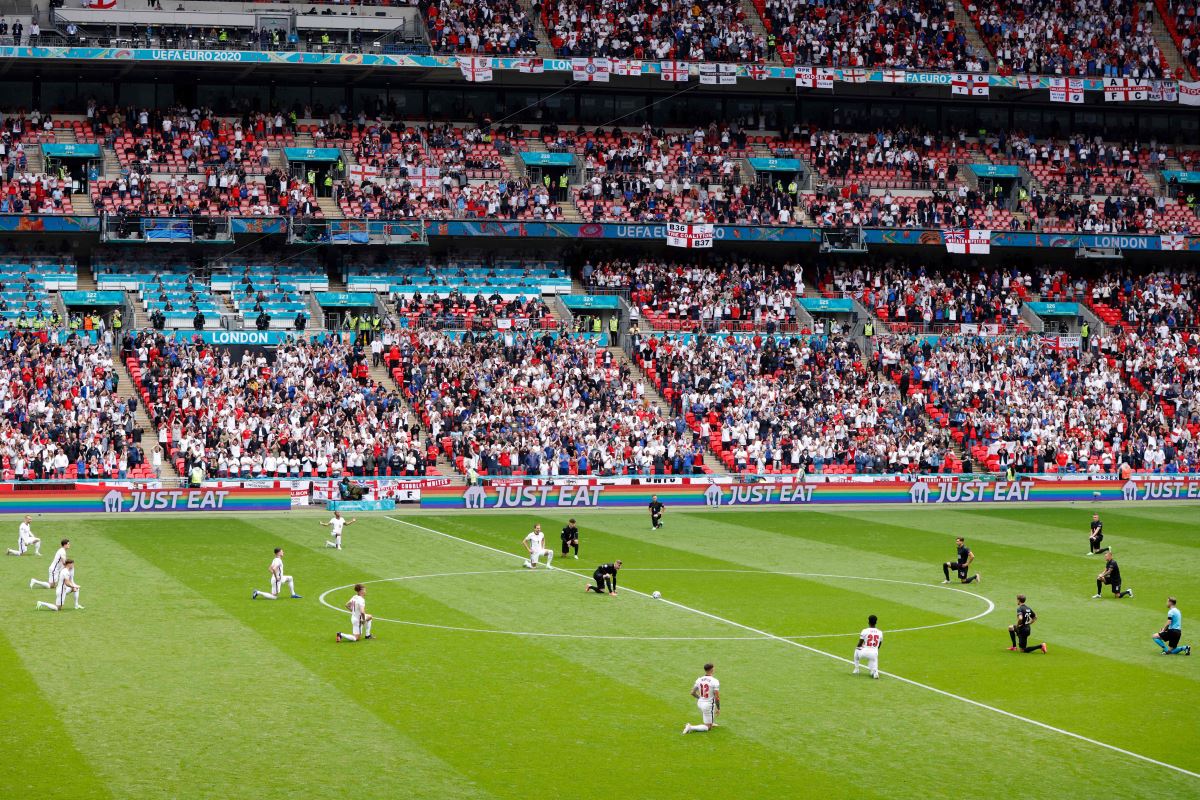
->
(2, 502), (1196, 798)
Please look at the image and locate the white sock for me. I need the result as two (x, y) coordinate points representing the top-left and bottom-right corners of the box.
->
(365, 618), (372, 636)
(258, 591), (277, 600)
(689, 724), (709, 733)
(325, 541), (337, 548)
(285, 578), (297, 595)
(73, 589), (81, 608)
(36, 601), (57, 610)
(30, 579), (50, 588)
(340, 632), (357, 641)
(6, 548), (18, 555)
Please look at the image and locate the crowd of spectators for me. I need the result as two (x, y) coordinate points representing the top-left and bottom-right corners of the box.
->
(92, 168), (319, 217)
(337, 176), (562, 219)
(970, 0), (1166, 77)
(0, 331), (154, 481)
(795, 126), (966, 189)
(391, 291), (558, 329)
(394, 329), (706, 475)
(125, 332), (437, 479)
(584, 258), (804, 332)
(760, 0), (983, 71)
(634, 332), (952, 474)
(580, 177), (798, 224)
(421, 0), (539, 54)
(544, 0), (763, 61)
(1166, 0), (1200, 78)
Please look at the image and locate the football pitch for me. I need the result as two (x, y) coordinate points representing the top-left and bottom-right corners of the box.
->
(2, 504), (1198, 799)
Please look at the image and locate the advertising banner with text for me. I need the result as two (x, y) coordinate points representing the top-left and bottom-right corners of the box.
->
(0, 485), (290, 514)
(421, 476), (1200, 510)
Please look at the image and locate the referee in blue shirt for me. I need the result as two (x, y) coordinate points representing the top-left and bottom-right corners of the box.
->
(1153, 597), (1190, 655)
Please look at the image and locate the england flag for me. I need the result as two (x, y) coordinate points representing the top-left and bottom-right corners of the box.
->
(1049, 77), (1084, 104)
(951, 74), (989, 97)
(613, 59), (643, 76)
(660, 60), (690, 82)
(515, 57), (544, 74)
(666, 223), (714, 248)
(944, 229), (991, 254)
(572, 58), (612, 82)
(458, 56), (493, 83)
(1160, 233), (1188, 251)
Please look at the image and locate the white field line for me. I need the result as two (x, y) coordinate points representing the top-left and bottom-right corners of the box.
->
(383, 516), (1200, 780)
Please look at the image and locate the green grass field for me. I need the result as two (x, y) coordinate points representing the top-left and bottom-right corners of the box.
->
(2, 504), (1198, 799)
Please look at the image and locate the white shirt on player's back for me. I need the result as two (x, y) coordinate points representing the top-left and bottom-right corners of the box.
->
(859, 627), (883, 650)
(329, 516), (346, 536)
(348, 594), (366, 620)
(524, 530), (545, 552)
(693, 675), (719, 705)
(18, 521), (33, 543)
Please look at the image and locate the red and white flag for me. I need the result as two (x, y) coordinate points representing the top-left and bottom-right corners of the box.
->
(1104, 77), (1151, 102)
(612, 59), (642, 76)
(666, 222), (714, 248)
(699, 63), (737, 85)
(951, 73), (989, 97)
(458, 56), (493, 83)
(1160, 233), (1188, 251)
(571, 57), (612, 82)
(406, 165), (441, 188)
(660, 60), (690, 82)
(348, 164), (379, 184)
(747, 64), (770, 81)
(87, 0), (118, 7)
(794, 66), (834, 89)
(944, 229), (991, 254)
(1048, 77), (1084, 104)
(515, 57), (544, 74)
(1015, 75), (1039, 90)
(840, 68), (869, 84)
(1180, 81), (1200, 106)
(882, 68), (907, 83)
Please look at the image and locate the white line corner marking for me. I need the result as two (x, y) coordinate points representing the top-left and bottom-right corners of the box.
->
(381, 516), (1199, 781)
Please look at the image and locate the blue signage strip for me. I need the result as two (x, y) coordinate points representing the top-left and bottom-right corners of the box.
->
(748, 157), (802, 172)
(1026, 301), (1080, 317)
(42, 143), (102, 159)
(315, 292), (377, 308)
(519, 152), (575, 167)
(283, 147), (342, 162)
(1162, 170), (1200, 184)
(61, 290), (125, 306)
(800, 298), (854, 313)
(561, 295), (621, 310)
(970, 164), (1021, 179)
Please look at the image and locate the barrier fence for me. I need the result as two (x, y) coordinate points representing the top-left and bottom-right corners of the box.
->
(0, 474), (1196, 514)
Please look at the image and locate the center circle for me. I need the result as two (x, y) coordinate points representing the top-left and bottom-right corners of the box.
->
(317, 568), (995, 642)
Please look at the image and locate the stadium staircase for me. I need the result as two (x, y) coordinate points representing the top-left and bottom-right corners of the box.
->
(737, 0), (773, 61)
(517, 0), (557, 58)
(316, 196), (343, 219)
(611, 346), (729, 475)
(366, 359), (458, 478)
(114, 358), (182, 482)
(951, 1), (992, 62)
(1150, 5), (1191, 78)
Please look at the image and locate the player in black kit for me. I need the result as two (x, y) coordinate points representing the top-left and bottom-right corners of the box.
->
(1087, 513), (1110, 555)
(585, 560), (622, 595)
(649, 496), (664, 530)
(941, 537), (980, 584)
(1007, 594), (1047, 653)
(561, 518), (580, 559)
(1093, 551), (1133, 598)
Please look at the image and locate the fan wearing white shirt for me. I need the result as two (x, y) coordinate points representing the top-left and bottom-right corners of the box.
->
(320, 511), (358, 550)
(252, 548), (301, 600)
(7, 515), (40, 556)
(30, 538), (69, 590)
(522, 524), (553, 569)
(36, 559), (82, 611)
(852, 615), (883, 679)
(336, 584), (374, 643)
(682, 663), (720, 734)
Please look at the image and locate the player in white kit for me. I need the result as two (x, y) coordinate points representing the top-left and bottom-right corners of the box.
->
(6, 515), (40, 556)
(252, 548), (301, 599)
(30, 538), (70, 590)
(36, 559), (82, 610)
(522, 524), (554, 569)
(852, 614), (883, 679)
(320, 511), (357, 549)
(336, 584), (374, 642)
(682, 663), (720, 734)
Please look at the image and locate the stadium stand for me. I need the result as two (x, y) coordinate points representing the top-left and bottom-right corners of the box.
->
(420, 0), (540, 54)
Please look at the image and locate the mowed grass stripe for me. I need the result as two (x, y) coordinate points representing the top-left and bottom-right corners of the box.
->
(9, 519), (493, 800)
(139, 517), (879, 800)
(0, 626), (114, 799)
(386, 513), (1200, 782)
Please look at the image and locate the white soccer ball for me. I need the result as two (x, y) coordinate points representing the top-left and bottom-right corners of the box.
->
(652, 591), (662, 599)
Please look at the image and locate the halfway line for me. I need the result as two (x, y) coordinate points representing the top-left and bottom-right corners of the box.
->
(383, 516), (1199, 781)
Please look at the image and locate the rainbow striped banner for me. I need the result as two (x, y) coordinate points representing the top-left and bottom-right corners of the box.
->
(0, 486), (291, 514)
(422, 477), (1200, 510)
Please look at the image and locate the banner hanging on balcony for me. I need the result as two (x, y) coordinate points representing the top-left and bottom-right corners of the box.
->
(666, 223), (714, 248)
